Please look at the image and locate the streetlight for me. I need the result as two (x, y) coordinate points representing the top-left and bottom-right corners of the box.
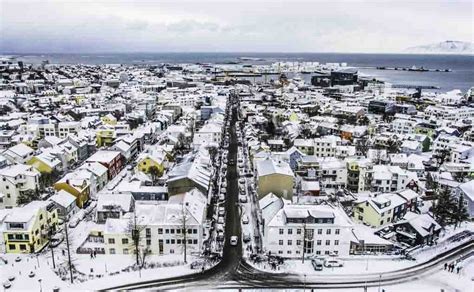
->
(378, 274), (382, 292)
(303, 274), (307, 292)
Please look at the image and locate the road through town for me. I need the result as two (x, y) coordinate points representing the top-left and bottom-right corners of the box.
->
(104, 95), (474, 291)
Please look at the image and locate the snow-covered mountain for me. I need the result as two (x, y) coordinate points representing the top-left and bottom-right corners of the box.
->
(405, 41), (473, 55)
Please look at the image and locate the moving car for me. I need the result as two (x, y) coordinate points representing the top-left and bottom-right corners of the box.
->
(243, 233), (251, 243)
(230, 236), (238, 246)
(3, 281), (11, 289)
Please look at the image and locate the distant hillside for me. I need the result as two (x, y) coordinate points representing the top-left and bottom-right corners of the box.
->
(405, 40), (473, 55)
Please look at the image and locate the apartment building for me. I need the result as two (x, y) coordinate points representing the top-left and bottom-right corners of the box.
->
(260, 194), (353, 258)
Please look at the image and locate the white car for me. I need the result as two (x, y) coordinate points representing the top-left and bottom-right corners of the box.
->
(239, 196), (248, 203)
(3, 281), (11, 289)
(242, 214), (249, 224)
(324, 259), (344, 267)
(230, 236), (238, 246)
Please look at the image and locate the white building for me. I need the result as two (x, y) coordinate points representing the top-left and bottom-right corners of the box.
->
(0, 164), (40, 209)
(260, 194), (353, 258)
(103, 188), (207, 255)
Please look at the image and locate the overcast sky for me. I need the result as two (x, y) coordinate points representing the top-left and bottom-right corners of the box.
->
(0, 0), (472, 53)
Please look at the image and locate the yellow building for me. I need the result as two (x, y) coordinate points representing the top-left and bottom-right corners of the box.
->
(352, 192), (410, 228)
(54, 175), (90, 208)
(96, 126), (116, 147)
(3, 201), (59, 253)
(27, 153), (61, 174)
(101, 114), (118, 126)
(137, 152), (167, 176)
(255, 159), (294, 200)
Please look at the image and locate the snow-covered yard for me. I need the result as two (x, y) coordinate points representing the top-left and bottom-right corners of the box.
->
(1, 252), (200, 291)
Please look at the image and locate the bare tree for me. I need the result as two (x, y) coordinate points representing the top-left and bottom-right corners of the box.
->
(177, 204), (191, 264)
(126, 210), (150, 277)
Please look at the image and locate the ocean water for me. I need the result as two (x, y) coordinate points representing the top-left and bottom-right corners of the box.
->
(9, 52), (474, 92)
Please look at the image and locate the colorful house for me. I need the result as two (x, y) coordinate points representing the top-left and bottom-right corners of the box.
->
(101, 114), (117, 126)
(54, 171), (91, 208)
(27, 152), (62, 174)
(96, 125), (116, 147)
(3, 201), (59, 253)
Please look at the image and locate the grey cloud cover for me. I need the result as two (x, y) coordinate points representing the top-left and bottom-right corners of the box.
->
(0, 0), (472, 53)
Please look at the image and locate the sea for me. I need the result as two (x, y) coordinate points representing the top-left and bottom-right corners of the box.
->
(7, 52), (474, 92)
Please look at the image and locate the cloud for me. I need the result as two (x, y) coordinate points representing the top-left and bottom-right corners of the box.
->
(0, 0), (472, 53)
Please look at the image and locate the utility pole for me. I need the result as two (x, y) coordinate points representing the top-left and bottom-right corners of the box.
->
(64, 223), (73, 284)
(302, 223), (306, 263)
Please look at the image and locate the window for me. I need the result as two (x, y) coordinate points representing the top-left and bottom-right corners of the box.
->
(296, 228), (302, 235)
(287, 251), (292, 254)
(317, 229), (322, 235)
(193, 239), (198, 244)
(188, 239), (192, 244)
(171, 239), (175, 244)
(170, 249), (174, 254)
(296, 240), (301, 246)
(325, 250), (330, 255)
(326, 229), (331, 235)
(166, 239), (170, 244)
(39, 214), (43, 220)
(108, 238), (115, 244)
(296, 251), (300, 254)
(335, 240), (339, 246)
(317, 240), (321, 245)
(122, 238), (129, 244)
(146, 228), (151, 237)
(316, 250), (321, 255)
(279, 240), (283, 245)
(123, 248), (129, 254)
(288, 240), (292, 246)
(109, 248), (116, 254)
(193, 229), (198, 234)
(380, 220), (384, 225)
(170, 229), (175, 234)
(7, 234), (13, 240)
(146, 239), (151, 245)
(325, 240), (330, 246)
(279, 229), (284, 235)
(165, 229), (169, 234)
(19, 244), (26, 250)
(278, 250), (283, 254)
(158, 228), (163, 234)
(177, 239), (181, 244)
(177, 229), (181, 234)
(288, 229), (293, 235)
(335, 229), (340, 235)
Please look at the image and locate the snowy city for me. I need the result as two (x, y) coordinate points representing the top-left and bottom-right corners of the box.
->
(0, 1), (473, 291)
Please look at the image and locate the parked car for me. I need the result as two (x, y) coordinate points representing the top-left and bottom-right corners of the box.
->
(28, 271), (35, 278)
(68, 217), (80, 228)
(230, 236), (238, 246)
(3, 281), (11, 289)
(190, 261), (206, 269)
(242, 214), (249, 224)
(243, 233), (251, 243)
(311, 258), (324, 271)
(324, 259), (344, 267)
(239, 196), (248, 203)
(50, 233), (64, 248)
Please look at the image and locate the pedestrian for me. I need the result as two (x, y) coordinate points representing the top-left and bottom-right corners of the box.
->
(456, 266), (461, 274)
(93, 250), (97, 258)
(450, 263), (455, 272)
(444, 262), (448, 270)
(90, 252), (93, 259)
